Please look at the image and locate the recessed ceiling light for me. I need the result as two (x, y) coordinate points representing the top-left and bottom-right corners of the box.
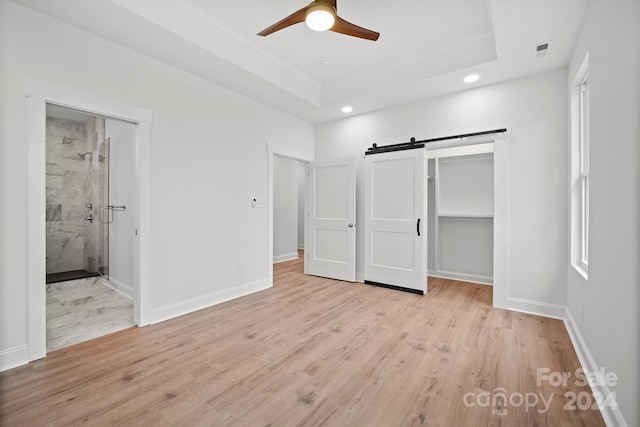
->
(342, 105), (353, 113)
(463, 73), (480, 84)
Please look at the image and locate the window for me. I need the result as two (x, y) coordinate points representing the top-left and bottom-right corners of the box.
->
(571, 54), (589, 278)
(579, 73), (589, 269)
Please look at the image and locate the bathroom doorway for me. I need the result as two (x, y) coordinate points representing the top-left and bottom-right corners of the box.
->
(45, 104), (134, 351)
(25, 81), (152, 361)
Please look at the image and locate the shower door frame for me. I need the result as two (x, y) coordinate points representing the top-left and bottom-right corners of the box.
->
(98, 136), (111, 280)
(25, 80), (153, 361)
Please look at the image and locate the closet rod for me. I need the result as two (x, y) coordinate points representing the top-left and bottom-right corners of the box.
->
(364, 128), (507, 155)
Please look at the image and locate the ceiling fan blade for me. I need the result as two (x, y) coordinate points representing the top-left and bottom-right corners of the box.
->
(257, 6), (308, 36)
(330, 16), (379, 41)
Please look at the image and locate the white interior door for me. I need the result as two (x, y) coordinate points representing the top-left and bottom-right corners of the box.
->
(364, 148), (427, 294)
(307, 157), (356, 282)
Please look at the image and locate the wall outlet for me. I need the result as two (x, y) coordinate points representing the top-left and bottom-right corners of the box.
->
(239, 263), (246, 275)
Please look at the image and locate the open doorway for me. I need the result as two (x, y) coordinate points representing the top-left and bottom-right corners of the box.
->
(266, 143), (314, 287)
(427, 145), (495, 286)
(272, 155), (306, 265)
(25, 81), (152, 361)
(424, 135), (509, 309)
(45, 104), (135, 351)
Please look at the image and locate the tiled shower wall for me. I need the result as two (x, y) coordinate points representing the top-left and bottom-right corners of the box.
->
(46, 116), (105, 275)
(86, 117), (107, 274)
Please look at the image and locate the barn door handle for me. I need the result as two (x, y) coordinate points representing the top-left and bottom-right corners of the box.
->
(417, 218), (421, 236)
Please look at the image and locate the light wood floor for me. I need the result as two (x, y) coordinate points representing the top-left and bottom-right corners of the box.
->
(0, 255), (604, 426)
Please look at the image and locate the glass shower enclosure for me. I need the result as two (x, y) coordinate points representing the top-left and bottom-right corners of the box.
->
(97, 136), (110, 280)
(97, 136), (126, 281)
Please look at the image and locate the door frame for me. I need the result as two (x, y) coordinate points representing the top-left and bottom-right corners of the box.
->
(424, 134), (509, 309)
(25, 80), (153, 361)
(266, 143), (314, 286)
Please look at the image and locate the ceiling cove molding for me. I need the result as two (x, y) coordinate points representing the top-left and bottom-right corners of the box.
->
(165, 0), (321, 87)
(323, 32), (497, 106)
(110, 0), (323, 106)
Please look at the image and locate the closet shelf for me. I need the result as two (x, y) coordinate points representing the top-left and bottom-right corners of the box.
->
(437, 213), (494, 218)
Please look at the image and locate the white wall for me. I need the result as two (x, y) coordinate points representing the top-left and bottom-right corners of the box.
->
(105, 118), (135, 297)
(0, 0), (313, 369)
(273, 155), (299, 263)
(566, 1), (640, 425)
(316, 69), (568, 306)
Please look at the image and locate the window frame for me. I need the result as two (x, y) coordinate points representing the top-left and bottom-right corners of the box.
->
(571, 54), (590, 279)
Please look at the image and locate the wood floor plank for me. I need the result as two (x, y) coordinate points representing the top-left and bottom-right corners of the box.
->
(0, 254), (605, 426)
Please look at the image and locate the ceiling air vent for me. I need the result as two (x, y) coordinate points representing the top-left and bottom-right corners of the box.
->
(536, 42), (551, 57)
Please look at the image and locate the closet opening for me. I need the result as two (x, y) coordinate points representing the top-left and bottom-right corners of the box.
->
(427, 143), (495, 286)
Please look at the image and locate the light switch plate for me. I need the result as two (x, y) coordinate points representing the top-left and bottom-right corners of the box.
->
(251, 197), (267, 208)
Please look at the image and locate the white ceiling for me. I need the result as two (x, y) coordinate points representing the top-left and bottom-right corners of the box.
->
(16, 0), (589, 123)
(194, 0), (496, 83)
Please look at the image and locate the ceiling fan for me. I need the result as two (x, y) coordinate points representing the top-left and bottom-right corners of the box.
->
(257, 0), (380, 41)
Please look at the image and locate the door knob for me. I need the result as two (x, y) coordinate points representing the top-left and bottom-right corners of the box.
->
(348, 223), (355, 228)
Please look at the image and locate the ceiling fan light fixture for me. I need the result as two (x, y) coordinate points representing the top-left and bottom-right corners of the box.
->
(305, 4), (336, 32)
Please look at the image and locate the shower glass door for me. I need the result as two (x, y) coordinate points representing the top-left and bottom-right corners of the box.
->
(98, 137), (110, 279)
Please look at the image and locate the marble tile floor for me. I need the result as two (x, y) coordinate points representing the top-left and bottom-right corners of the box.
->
(46, 277), (134, 352)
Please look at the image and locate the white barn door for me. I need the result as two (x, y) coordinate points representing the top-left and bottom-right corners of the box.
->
(307, 157), (356, 282)
(364, 148), (427, 294)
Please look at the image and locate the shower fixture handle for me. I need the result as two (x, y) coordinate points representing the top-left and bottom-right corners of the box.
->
(100, 207), (113, 224)
(99, 204), (126, 223)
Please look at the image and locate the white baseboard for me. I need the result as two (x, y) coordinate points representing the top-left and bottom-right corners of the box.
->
(563, 308), (628, 427)
(148, 279), (270, 325)
(356, 272), (364, 283)
(102, 277), (133, 300)
(428, 270), (493, 286)
(508, 299), (628, 426)
(0, 345), (29, 372)
(297, 243), (305, 250)
(273, 252), (299, 264)
(507, 297), (566, 319)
